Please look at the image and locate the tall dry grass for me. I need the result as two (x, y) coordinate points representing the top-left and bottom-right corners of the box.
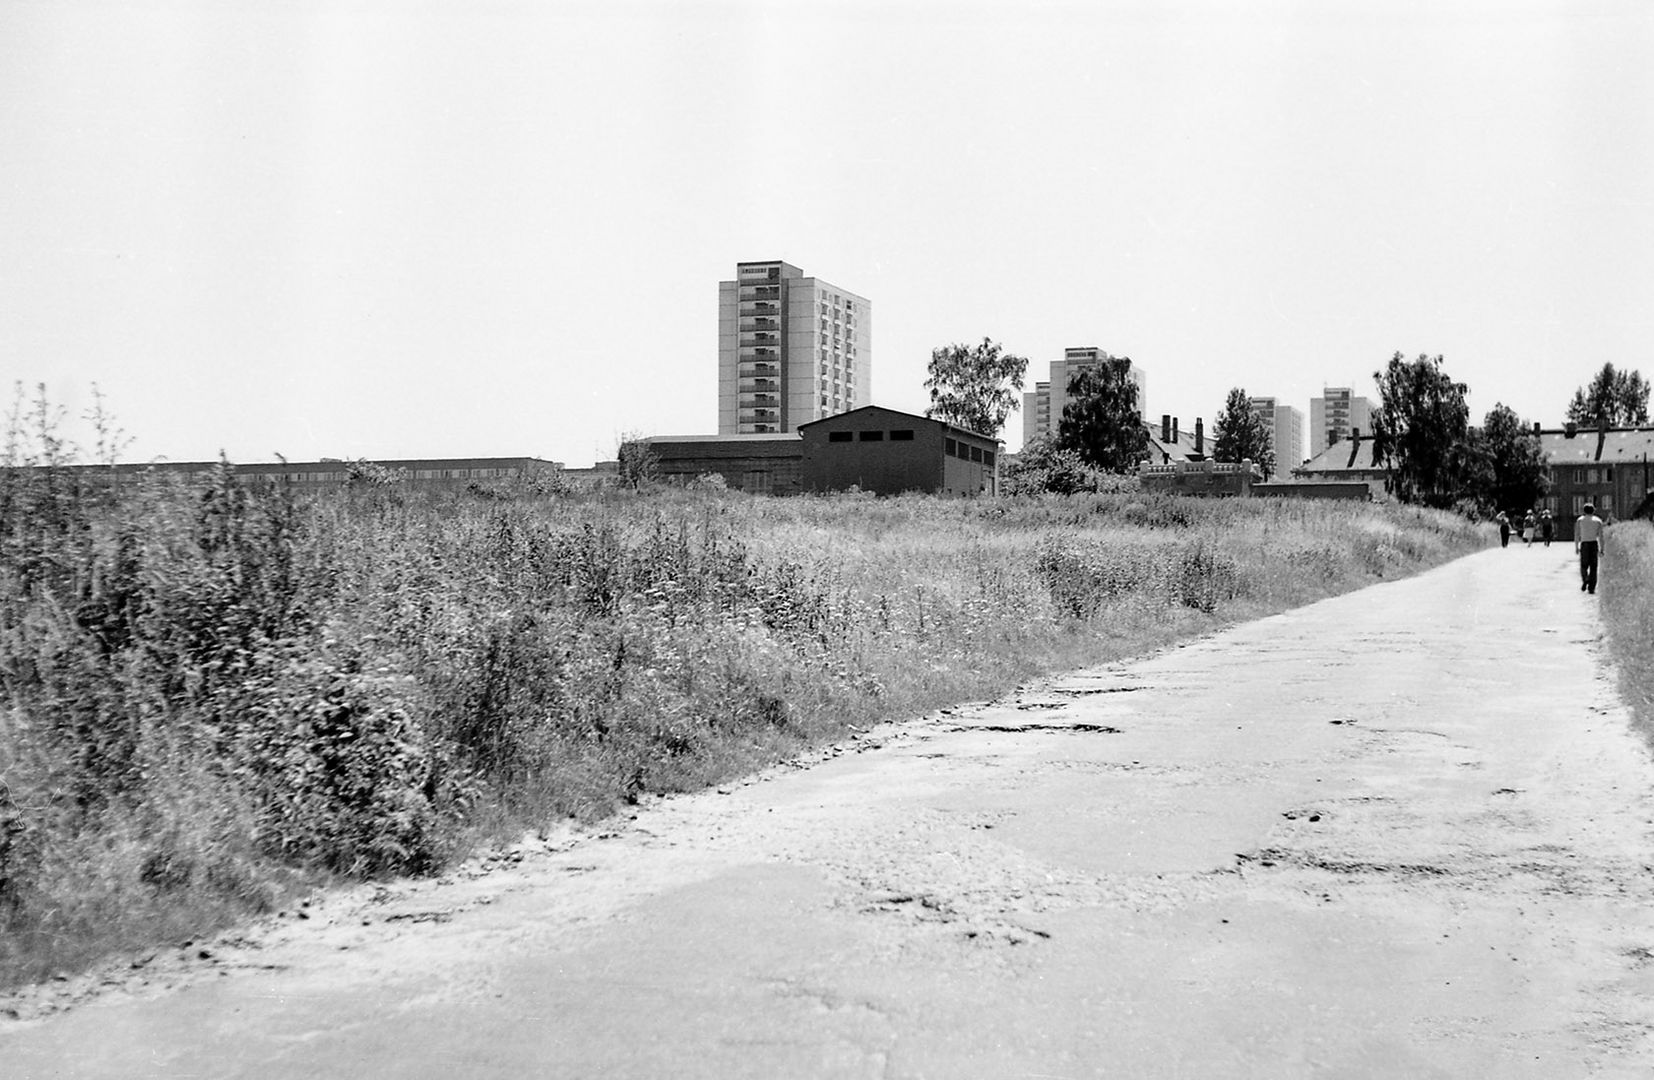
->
(0, 452), (1484, 988)
(1600, 521), (1654, 742)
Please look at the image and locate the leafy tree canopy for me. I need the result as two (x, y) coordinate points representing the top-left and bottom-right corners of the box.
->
(924, 337), (1029, 437)
(1211, 388), (1276, 478)
(1055, 355), (1149, 474)
(1464, 403), (1549, 515)
(1370, 352), (1470, 507)
(1565, 363), (1650, 428)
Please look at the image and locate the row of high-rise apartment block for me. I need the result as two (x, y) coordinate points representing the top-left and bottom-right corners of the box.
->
(1021, 347), (1149, 447)
(717, 261), (871, 435)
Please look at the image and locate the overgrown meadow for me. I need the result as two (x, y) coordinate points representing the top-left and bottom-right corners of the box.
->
(0, 461), (1483, 987)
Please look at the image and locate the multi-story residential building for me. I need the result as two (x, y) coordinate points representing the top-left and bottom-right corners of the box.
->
(1537, 422), (1654, 538)
(1021, 347), (1147, 446)
(1309, 387), (1373, 457)
(1248, 396), (1305, 475)
(717, 260), (870, 434)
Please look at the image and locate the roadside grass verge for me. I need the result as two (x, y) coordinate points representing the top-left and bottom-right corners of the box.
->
(0, 465), (1484, 989)
(1600, 521), (1654, 743)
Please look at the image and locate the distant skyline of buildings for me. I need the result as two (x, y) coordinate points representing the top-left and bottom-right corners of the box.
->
(712, 258), (1386, 468)
(717, 260), (870, 435)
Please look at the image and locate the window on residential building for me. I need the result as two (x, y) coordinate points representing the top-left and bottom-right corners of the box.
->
(945, 438), (958, 456)
(859, 430), (884, 441)
(1573, 495), (1586, 514)
(969, 446), (984, 463)
(1601, 495), (1615, 515)
(828, 432), (852, 443)
(890, 430), (914, 441)
(983, 450), (995, 466)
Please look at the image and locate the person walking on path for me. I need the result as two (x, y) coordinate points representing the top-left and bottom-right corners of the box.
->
(1523, 510), (1537, 544)
(1576, 503), (1604, 594)
(1497, 511), (1511, 548)
(1540, 509), (1555, 547)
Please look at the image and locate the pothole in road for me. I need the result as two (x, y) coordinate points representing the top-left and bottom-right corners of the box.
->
(382, 909), (456, 925)
(942, 723), (1123, 735)
(1235, 847), (1452, 879)
(860, 892), (1054, 949)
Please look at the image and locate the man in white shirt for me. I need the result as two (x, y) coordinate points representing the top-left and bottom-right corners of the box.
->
(1575, 503), (1605, 594)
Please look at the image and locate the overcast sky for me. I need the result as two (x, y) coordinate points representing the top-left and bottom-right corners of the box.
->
(4, 0), (1650, 466)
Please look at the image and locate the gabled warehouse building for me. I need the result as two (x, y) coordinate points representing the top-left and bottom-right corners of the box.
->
(800, 406), (999, 496)
(644, 406), (1000, 497)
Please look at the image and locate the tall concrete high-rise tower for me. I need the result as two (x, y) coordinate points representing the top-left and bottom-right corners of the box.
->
(1247, 396), (1305, 474)
(718, 261), (871, 434)
(1309, 387), (1373, 457)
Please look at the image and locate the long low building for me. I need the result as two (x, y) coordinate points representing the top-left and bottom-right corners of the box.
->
(53, 457), (566, 490)
(645, 433), (804, 495)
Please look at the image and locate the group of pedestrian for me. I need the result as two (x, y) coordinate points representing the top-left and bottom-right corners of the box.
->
(1495, 505), (1603, 595)
(1495, 508), (1555, 548)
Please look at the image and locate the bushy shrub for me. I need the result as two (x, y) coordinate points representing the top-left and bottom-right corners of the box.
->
(1004, 437), (1100, 495)
(229, 634), (464, 875)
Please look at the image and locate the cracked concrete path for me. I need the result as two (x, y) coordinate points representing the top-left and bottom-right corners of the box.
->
(6, 545), (1654, 1078)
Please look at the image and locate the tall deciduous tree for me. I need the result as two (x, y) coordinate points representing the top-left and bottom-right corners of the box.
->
(1056, 355), (1149, 473)
(1472, 403), (1549, 514)
(924, 337), (1029, 437)
(1370, 352), (1470, 507)
(1211, 388), (1276, 478)
(1565, 363), (1650, 427)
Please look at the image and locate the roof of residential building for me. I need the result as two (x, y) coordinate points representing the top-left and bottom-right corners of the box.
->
(1142, 420), (1207, 464)
(1294, 436), (1382, 475)
(1538, 426), (1654, 465)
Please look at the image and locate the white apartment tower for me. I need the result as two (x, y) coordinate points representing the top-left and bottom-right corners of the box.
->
(1021, 347), (1148, 447)
(1309, 387), (1373, 457)
(718, 261), (870, 434)
(1247, 396), (1305, 475)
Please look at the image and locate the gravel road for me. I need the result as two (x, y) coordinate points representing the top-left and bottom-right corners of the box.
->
(5, 544), (1653, 1078)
